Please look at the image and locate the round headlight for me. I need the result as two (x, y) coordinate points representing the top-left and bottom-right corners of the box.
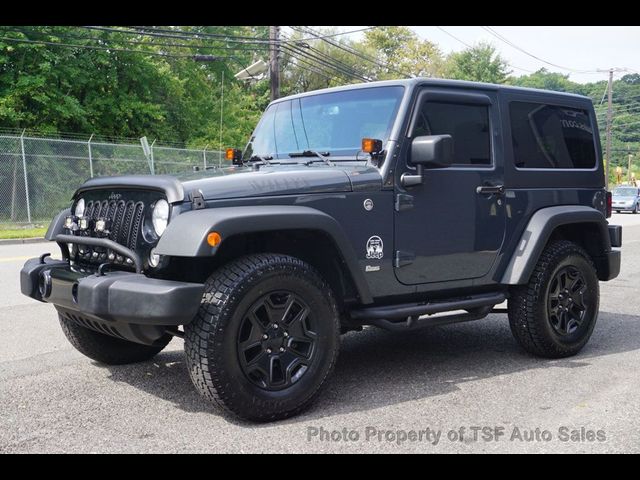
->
(152, 199), (169, 236)
(75, 198), (85, 218)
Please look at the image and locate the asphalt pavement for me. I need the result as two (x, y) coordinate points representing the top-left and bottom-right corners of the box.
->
(1, 212), (640, 453)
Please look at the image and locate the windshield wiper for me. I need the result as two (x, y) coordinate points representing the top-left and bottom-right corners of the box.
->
(288, 150), (333, 166)
(248, 155), (273, 165)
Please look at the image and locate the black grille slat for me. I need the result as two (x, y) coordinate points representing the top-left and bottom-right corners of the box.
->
(129, 202), (144, 250)
(73, 193), (150, 269)
(121, 201), (135, 246)
(110, 200), (127, 243)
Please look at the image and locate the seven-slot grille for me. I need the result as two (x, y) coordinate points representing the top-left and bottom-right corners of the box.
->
(83, 199), (145, 250)
(70, 196), (151, 269)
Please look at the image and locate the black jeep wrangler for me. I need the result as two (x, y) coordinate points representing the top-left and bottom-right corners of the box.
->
(21, 79), (622, 421)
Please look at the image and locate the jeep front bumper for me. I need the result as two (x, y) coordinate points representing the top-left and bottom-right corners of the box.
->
(21, 256), (204, 345)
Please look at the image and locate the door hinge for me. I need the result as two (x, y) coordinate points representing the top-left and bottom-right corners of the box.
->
(190, 189), (205, 210)
(394, 250), (415, 268)
(395, 194), (414, 212)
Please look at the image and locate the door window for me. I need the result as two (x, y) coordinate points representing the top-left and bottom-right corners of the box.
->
(413, 101), (491, 166)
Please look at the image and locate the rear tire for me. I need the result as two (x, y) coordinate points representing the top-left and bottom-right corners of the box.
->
(185, 254), (340, 422)
(508, 240), (599, 358)
(59, 315), (171, 365)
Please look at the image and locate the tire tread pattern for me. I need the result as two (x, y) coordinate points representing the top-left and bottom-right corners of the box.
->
(185, 253), (340, 422)
(508, 240), (598, 358)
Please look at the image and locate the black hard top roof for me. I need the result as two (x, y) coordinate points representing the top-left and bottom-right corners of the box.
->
(273, 77), (591, 104)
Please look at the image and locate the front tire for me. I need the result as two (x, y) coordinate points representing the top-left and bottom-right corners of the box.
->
(508, 240), (599, 358)
(185, 254), (340, 422)
(59, 315), (171, 365)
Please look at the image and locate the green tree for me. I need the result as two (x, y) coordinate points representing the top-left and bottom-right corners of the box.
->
(445, 42), (510, 83)
(361, 26), (445, 79)
(508, 68), (584, 93)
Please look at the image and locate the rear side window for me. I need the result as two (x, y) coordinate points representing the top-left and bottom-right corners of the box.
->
(509, 102), (596, 169)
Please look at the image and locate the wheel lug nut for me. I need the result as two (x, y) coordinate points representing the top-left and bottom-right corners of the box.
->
(283, 332), (289, 338)
(279, 347), (285, 352)
(262, 334), (268, 340)
(266, 348), (272, 354)
(273, 324), (279, 329)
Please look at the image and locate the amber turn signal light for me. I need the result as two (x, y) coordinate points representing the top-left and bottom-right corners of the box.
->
(207, 231), (222, 247)
(225, 148), (243, 165)
(362, 138), (383, 154)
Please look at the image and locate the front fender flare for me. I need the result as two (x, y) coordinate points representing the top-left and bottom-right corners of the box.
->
(501, 205), (611, 285)
(156, 205), (373, 304)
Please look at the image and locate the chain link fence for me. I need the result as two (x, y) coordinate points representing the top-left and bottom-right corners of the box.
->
(0, 131), (227, 225)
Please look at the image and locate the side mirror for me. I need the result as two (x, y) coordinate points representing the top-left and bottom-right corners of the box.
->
(402, 135), (453, 187)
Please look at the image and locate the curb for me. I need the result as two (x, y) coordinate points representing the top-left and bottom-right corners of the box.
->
(0, 237), (47, 246)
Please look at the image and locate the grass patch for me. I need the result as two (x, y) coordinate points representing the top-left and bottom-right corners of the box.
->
(0, 226), (47, 240)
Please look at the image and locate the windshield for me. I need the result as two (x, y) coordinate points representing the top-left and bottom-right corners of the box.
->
(614, 187), (638, 196)
(244, 86), (404, 160)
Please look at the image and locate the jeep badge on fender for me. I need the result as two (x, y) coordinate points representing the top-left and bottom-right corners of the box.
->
(21, 78), (622, 422)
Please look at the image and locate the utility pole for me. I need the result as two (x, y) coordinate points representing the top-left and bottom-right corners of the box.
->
(597, 67), (628, 190)
(269, 26), (280, 102)
(606, 68), (613, 191)
(629, 153), (634, 183)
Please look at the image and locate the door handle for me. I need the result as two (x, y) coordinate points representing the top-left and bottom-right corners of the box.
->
(476, 185), (505, 195)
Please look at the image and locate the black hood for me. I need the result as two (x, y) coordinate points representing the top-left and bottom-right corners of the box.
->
(74, 164), (382, 203)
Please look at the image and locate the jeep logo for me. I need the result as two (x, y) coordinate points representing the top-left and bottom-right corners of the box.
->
(108, 192), (122, 201)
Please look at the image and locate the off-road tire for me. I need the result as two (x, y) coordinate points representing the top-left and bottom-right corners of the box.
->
(59, 315), (171, 365)
(185, 254), (340, 422)
(508, 240), (599, 358)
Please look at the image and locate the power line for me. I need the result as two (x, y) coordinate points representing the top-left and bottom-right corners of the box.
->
(282, 44), (369, 82)
(0, 35), (231, 59)
(300, 42), (372, 80)
(612, 119), (640, 129)
(3, 26), (269, 53)
(295, 26), (379, 41)
(128, 25), (270, 42)
(481, 26), (598, 74)
(126, 25), (377, 45)
(80, 26), (272, 46)
(291, 26), (412, 79)
(435, 26), (535, 74)
(281, 34), (371, 82)
(282, 51), (336, 82)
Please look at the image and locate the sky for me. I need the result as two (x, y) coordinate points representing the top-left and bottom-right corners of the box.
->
(305, 26), (640, 84)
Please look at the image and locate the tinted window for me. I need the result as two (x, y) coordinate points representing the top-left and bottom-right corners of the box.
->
(413, 102), (491, 166)
(509, 102), (596, 169)
(247, 86), (404, 159)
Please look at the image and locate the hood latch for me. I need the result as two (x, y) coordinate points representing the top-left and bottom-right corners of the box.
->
(190, 189), (205, 210)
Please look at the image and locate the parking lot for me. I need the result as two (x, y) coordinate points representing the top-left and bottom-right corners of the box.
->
(1, 212), (640, 453)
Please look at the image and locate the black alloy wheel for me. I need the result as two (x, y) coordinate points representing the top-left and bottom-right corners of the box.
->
(237, 291), (318, 391)
(547, 266), (588, 336)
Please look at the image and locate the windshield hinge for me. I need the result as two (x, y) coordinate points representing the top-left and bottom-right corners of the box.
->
(394, 250), (415, 268)
(395, 194), (414, 212)
(190, 189), (205, 210)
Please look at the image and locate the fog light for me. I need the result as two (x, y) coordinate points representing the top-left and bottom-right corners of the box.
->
(64, 216), (76, 230)
(95, 219), (107, 233)
(78, 217), (90, 230)
(148, 248), (161, 268)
